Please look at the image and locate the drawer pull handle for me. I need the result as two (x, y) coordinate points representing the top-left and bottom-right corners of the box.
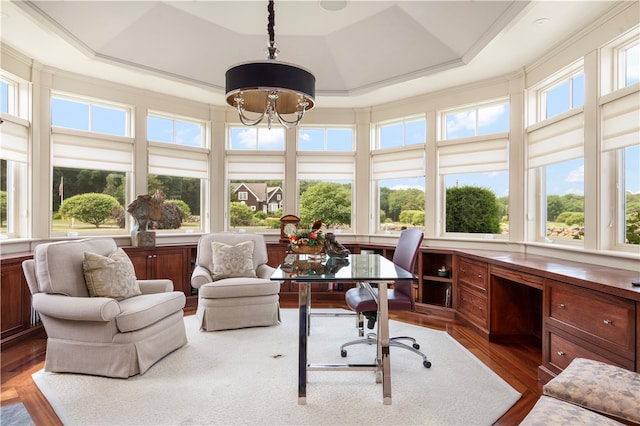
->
(557, 351), (565, 357)
(603, 319), (612, 325)
(478, 274), (482, 279)
(558, 303), (566, 309)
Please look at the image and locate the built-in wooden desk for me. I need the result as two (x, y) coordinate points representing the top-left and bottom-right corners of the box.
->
(452, 250), (640, 382)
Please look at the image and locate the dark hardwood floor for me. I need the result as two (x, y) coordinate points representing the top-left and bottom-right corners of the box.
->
(1, 300), (542, 425)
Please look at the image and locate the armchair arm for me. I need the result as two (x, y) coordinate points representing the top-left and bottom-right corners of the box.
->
(32, 293), (120, 322)
(256, 264), (276, 279)
(191, 265), (213, 289)
(137, 279), (174, 294)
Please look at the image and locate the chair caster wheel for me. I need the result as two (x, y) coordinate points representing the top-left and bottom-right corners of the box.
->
(341, 350), (347, 357)
(423, 360), (432, 368)
(413, 343), (420, 349)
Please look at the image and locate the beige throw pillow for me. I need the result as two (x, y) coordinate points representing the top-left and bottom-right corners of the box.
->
(83, 248), (141, 300)
(211, 240), (257, 281)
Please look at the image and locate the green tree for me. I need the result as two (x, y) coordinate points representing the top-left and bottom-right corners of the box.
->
(166, 199), (192, 217)
(388, 188), (424, 222)
(399, 210), (424, 226)
(626, 209), (640, 244)
(299, 182), (351, 227)
(58, 193), (121, 228)
(230, 202), (254, 226)
(546, 195), (564, 222)
(103, 173), (126, 206)
(446, 186), (500, 233)
(627, 193), (640, 214)
(556, 211), (584, 226)
(0, 190), (6, 227)
(379, 186), (391, 221)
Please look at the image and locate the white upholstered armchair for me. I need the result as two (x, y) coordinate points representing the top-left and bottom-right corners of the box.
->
(191, 233), (281, 331)
(22, 238), (187, 378)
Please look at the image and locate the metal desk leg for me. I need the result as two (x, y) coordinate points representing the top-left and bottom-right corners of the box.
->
(298, 282), (309, 405)
(377, 283), (392, 405)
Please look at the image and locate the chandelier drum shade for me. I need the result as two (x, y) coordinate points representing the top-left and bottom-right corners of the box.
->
(225, 61), (315, 114)
(224, 0), (316, 129)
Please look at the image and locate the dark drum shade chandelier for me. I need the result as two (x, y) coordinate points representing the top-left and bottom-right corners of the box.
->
(225, 0), (316, 129)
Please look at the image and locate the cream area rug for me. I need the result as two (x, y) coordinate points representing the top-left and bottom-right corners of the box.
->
(33, 309), (520, 425)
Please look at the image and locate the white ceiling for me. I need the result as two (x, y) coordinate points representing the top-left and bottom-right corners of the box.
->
(0, 1), (620, 108)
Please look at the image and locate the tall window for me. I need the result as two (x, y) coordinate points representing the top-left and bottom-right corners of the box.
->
(147, 112), (208, 233)
(599, 29), (640, 250)
(441, 100), (510, 236)
(227, 126), (285, 231)
(528, 62), (585, 243)
(298, 127), (355, 231)
(373, 117), (426, 233)
(372, 151), (425, 232)
(0, 74), (29, 239)
(51, 93), (133, 237)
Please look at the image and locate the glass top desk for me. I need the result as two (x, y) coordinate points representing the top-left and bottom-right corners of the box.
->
(270, 253), (417, 405)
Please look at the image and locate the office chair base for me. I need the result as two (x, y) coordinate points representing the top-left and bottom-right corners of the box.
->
(340, 333), (432, 368)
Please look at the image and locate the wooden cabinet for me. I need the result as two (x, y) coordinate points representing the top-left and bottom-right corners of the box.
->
(455, 256), (489, 335)
(0, 255), (34, 342)
(542, 279), (636, 375)
(123, 246), (193, 296)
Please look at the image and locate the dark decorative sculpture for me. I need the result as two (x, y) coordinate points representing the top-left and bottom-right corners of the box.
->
(324, 232), (350, 257)
(127, 190), (165, 247)
(127, 190), (165, 232)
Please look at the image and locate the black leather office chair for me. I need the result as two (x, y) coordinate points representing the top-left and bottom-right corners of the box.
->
(340, 228), (431, 368)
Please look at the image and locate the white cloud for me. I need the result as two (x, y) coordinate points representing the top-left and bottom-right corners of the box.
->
(389, 184), (424, 191)
(477, 105), (506, 127)
(565, 164), (584, 183)
(236, 128), (257, 148)
(446, 110), (475, 134)
(257, 128), (285, 148)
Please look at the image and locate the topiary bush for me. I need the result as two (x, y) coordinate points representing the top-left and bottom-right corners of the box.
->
(446, 186), (500, 233)
(59, 193), (121, 228)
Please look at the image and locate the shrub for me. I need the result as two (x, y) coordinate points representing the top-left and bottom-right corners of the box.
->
(166, 199), (192, 218)
(446, 186), (500, 233)
(230, 202), (254, 226)
(59, 193), (121, 228)
(399, 210), (424, 226)
(265, 217), (281, 229)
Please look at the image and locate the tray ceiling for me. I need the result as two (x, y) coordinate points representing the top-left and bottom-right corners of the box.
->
(1, 1), (620, 108)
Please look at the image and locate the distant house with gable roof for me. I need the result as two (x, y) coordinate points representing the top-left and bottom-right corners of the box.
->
(231, 182), (283, 214)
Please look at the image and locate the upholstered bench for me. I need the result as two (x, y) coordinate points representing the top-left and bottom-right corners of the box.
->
(520, 395), (624, 425)
(543, 358), (640, 425)
(521, 358), (640, 425)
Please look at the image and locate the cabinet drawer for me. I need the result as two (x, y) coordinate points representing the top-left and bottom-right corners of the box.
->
(549, 331), (634, 371)
(548, 281), (635, 350)
(458, 284), (487, 327)
(458, 258), (488, 291)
